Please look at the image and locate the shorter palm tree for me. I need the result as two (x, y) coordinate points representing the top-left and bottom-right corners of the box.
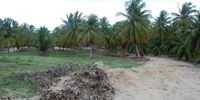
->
(148, 36), (160, 55)
(169, 36), (189, 60)
(185, 11), (200, 58)
(0, 18), (16, 53)
(77, 14), (102, 59)
(153, 10), (171, 55)
(35, 26), (53, 56)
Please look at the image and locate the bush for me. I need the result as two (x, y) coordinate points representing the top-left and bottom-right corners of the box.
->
(110, 53), (117, 57)
(0, 55), (11, 62)
(104, 52), (130, 58)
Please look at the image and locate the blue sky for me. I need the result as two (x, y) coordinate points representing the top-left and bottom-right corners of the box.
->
(0, 0), (199, 30)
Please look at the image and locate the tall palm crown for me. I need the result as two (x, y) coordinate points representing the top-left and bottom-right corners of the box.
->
(78, 14), (100, 44)
(60, 11), (83, 48)
(172, 2), (197, 32)
(117, 0), (150, 43)
(170, 2), (197, 60)
(154, 10), (171, 30)
(154, 10), (171, 55)
(185, 11), (200, 57)
(62, 11), (83, 28)
(116, 0), (151, 59)
(99, 17), (111, 35)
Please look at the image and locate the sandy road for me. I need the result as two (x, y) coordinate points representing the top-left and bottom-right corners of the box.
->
(102, 57), (200, 100)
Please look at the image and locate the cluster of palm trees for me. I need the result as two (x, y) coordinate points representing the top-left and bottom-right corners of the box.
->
(150, 2), (200, 60)
(0, 18), (35, 52)
(0, 0), (199, 60)
(0, 18), (53, 55)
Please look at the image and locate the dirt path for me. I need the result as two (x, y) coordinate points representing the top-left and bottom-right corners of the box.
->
(104, 57), (200, 100)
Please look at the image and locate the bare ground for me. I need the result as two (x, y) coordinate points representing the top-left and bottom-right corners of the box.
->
(104, 57), (200, 100)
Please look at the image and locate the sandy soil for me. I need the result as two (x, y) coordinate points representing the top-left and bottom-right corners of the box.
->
(30, 57), (200, 100)
(1, 47), (19, 53)
(100, 57), (200, 100)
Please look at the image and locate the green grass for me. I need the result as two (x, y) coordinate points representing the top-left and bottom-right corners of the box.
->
(0, 48), (143, 98)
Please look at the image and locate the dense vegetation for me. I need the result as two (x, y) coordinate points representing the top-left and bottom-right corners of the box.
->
(0, 0), (199, 60)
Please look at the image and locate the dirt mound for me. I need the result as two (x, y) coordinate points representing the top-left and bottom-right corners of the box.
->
(39, 63), (115, 100)
(106, 57), (200, 100)
(108, 63), (183, 88)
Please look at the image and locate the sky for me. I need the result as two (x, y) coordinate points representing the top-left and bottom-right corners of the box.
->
(0, 0), (200, 30)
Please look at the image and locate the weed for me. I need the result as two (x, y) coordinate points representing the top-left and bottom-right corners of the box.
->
(0, 55), (11, 62)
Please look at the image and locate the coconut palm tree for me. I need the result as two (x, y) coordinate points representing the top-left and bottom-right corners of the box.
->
(99, 17), (115, 50)
(185, 10), (200, 58)
(112, 21), (127, 52)
(26, 24), (36, 48)
(51, 27), (62, 48)
(172, 2), (197, 34)
(116, 0), (151, 59)
(13, 21), (27, 49)
(99, 17), (111, 35)
(169, 36), (190, 60)
(35, 26), (53, 56)
(77, 14), (102, 59)
(60, 11), (84, 50)
(153, 10), (171, 55)
(148, 36), (160, 55)
(0, 18), (16, 53)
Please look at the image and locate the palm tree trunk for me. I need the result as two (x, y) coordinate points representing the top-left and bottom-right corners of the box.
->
(135, 43), (141, 60)
(67, 48), (69, 54)
(90, 43), (92, 59)
(8, 47), (9, 53)
(129, 43), (132, 53)
(142, 43), (144, 54)
(42, 51), (45, 56)
(118, 43), (120, 52)
(77, 46), (79, 55)
(126, 45), (128, 54)
(159, 33), (161, 55)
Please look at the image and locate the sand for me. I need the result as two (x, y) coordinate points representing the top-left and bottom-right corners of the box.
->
(98, 57), (200, 100)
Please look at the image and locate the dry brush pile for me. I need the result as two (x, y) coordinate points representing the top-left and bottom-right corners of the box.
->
(11, 62), (115, 100)
(12, 62), (80, 94)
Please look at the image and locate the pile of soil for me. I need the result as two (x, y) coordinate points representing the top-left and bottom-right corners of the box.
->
(106, 57), (200, 100)
(39, 63), (115, 100)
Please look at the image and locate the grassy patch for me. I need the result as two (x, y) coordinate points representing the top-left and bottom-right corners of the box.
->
(0, 48), (143, 98)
